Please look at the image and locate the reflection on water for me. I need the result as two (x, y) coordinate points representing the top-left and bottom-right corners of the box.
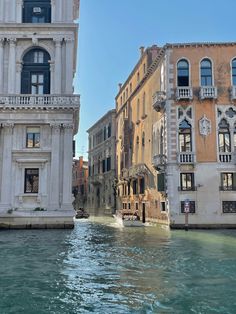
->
(0, 216), (236, 313)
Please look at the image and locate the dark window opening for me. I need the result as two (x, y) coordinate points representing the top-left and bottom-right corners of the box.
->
(139, 177), (145, 194)
(179, 119), (192, 152)
(133, 179), (138, 195)
(180, 173), (195, 191)
(201, 59), (212, 86)
(232, 59), (236, 85)
(24, 168), (39, 193)
(177, 59), (189, 86)
(23, 0), (51, 23)
(21, 48), (50, 94)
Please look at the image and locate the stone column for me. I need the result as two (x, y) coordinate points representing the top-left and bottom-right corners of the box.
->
(7, 38), (16, 94)
(1, 123), (14, 206)
(16, 0), (23, 23)
(16, 62), (22, 94)
(0, 38), (4, 93)
(58, 0), (63, 22)
(51, 0), (56, 22)
(49, 61), (55, 94)
(50, 123), (61, 209)
(53, 37), (62, 94)
(62, 123), (73, 209)
(65, 37), (74, 94)
(0, 0), (4, 22)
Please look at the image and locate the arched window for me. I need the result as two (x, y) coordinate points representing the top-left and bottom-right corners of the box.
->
(142, 132), (145, 147)
(142, 92), (146, 117)
(177, 59), (189, 86)
(21, 48), (50, 94)
(200, 59), (212, 86)
(23, 0), (51, 23)
(179, 119), (192, 152)
(232, 58), (236, 85)
(137, 99), (140, 121)
(218, 119), (231, 152)
(160, 126), (164, 155)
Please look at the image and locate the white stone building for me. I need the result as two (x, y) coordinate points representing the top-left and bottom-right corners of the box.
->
(0, 0), (80, 228)
(87, 110), (116, 215)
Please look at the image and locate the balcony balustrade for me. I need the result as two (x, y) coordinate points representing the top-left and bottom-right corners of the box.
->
(0, 94), (80, 109)
(219, 185), (236, 191)
(219, 152), (232, 163)
(199, 86), (217, 99)
(176, 87), (193, 100)
(178, 152), (195, 164)
(152, 91), (166, 112)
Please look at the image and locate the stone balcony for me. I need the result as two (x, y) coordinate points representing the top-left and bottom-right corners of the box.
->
(199, 86), (217, 100)
(128, 163), (149, 178)
(0, 94), (80, 110)
(176, 87), (193, 100)
(178, 152), (195, 164)
(152, 91), (166, 112)
(152, 154), (167, 171)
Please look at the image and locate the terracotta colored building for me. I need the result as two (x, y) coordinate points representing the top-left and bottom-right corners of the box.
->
(116, 42), (236, 228)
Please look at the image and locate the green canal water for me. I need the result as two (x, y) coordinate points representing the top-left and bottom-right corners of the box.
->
(0, 217), (236, 314)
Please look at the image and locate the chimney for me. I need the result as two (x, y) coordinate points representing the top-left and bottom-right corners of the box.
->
(139, 46), (145, 56)
(118, 83), (122, 91)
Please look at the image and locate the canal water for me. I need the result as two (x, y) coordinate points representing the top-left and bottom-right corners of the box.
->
(0, 217), (236, 314)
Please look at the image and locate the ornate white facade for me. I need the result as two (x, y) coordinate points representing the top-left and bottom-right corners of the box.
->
(0, 0), (80, 228)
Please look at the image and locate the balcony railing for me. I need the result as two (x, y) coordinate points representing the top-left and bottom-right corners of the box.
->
(231, 86), (236, 100)
(0, 94), (80, 109)
(152, 154), (167, 170)
(152, 91), (166, 112)
(129, 163), (149, 178)
(199, 86), (217, 99)
(178, 186), (197, 191)
(219, 153), (232, 163)
(178, 152), (195, 164)
(219, 186), (236, 191)
(176, 87), (193, 100)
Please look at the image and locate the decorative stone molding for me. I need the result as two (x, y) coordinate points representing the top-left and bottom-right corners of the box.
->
(16, 62), (22, 73)
(53, 37), (63, 46)
(2, 122), (14, 129)
(0, 38), (4, 47)
(32, 36), (39, 46)
(7, 38), (17, 46)
(62, 123), (73, 130)
(199, 115), (211, 136)
(64, 36), (74, 43)
(50, 123), (61, 132)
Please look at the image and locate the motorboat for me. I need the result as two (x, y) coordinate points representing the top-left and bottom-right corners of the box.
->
(113, 211), (143, 227)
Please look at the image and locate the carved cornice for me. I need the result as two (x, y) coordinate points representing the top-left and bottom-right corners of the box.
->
(62, 123), (73, 130)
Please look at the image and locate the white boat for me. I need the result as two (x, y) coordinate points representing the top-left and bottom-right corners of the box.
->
(113, 211), (143, 227)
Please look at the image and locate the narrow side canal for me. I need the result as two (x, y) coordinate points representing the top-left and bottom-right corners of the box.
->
(0, 216), (235, 314)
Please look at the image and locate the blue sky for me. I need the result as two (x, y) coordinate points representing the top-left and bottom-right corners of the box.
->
(74, 0), (235, 158)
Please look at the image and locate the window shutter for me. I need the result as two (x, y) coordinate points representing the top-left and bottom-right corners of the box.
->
(157, 173), (165, 192)
(21, 70), (31, 94)
(44, 70), (50, 94)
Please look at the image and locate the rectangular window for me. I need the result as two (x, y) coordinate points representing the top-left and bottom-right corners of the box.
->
(23, 2), (51, 23)
(106, 157), (111, 171)
(24, 168), (39, 193)
(26, 127), (40, 148)
(221, 173), (236, 190)
(180, 173), (195, 191)
(222, 201), (236, 213)
(161, 202), (166, 212)
(139, 177), (145, 194)
(132, 179), (137, 195)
